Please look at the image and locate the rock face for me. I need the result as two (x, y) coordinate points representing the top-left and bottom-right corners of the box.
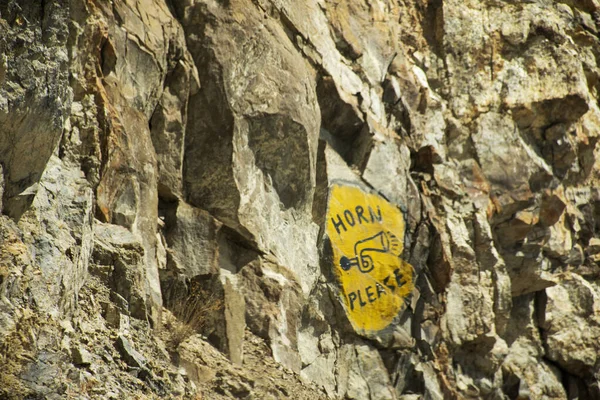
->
(2, 0), (600, 398)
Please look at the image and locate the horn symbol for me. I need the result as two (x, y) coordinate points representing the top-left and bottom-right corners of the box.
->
(340, 231), (400, 273)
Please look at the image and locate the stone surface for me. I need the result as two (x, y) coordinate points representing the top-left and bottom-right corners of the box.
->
(337, 343), (396, 400)
(0, 1), (71, 219)
(93, 221), (149, 320)
(175, 330), (327, 400)
(17, 155), (94, 315)
(241, 257), (304, 372)
(3, 0), (600, 398)
(540, 273), (600, 377)
(71, 346), (92, 366)
(115, 335), (147, 369)
(501, 294), (567, 399)
(175, 0), (322, 296)
(161, 200), (221, 279)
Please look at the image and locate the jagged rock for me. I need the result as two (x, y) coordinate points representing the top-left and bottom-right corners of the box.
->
(0, 1), (71, 219)
(85, 0), (195, 325)
(71, 346), (92, 366)
(501, 293), (567, 399)
(298, 338), (338, 396)
(415, 361), (445, 400)
(176, 0), (321, 296)
(540, 272), (600, 376)
(103, 302), (130, 331)
(336, 343), (396, 400)
(161, 200), (221, 279)
(4, 0), (600, 398)
(17, 156), (94, 315)
(442, 208), (497, 346)
(176, 331), (327, 399)
(362, 139), (412, 208)
(502, 339), (567, 400)
(472, 112), (549, 219)
(218, 271), (246, 365)
(93, 221), (149, 320)
(241, 257), (304, 372)
(115, 335), (146, 369)
(495, 209), (539, 248)
(149, 24), (198, 200)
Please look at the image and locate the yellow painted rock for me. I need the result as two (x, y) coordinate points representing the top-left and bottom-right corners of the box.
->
(326, 183), (414, 332)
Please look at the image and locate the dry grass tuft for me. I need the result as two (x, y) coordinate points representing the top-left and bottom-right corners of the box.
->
(163, 279), (223, 348)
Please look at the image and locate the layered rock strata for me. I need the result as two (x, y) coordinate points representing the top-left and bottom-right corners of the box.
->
(2, 0), (600, 398)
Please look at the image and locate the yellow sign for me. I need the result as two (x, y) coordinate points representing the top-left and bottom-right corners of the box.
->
(326, 183), (414, 332)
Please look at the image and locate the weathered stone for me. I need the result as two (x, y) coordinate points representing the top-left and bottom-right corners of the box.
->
(495, 209), (539, 249)
(89, 0), (192, 326)
(442, 208), (496, 346)
(362, 139), (412, 208)
(507, 257), (558, 298)
(4, 0), (600, 398)
(543, 213), (573, 259)
(299, 342), (337, 397)
(389, 351), (421, 396)
(93, 221), (148, 320)
(502, 340), (567, 400)
(71, 346), (92, 366)
(473, 209), (512, 336)
(241, 258), (304, 372)
(17, 156), (94, 315)
(115, 335), (146, 369)
(161, 200), (221, 279)
(336, 343), (395, 400)
(176, 0), (321, 298)
(540, 273), (600, 376)
(539, 190), (567, 227)
(415, 361), (444, 400)
(295, 291), (341, 397)
(471, 112), (549, 219)
(149, 26), (198, 200)
(0, 1), (71, 219)
(220, 271), (246, 365)
(103, 302), (130, 331)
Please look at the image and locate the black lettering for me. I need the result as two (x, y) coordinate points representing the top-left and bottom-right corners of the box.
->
(383, 276), (395, 292)
(357, 290), (367, 308)
(344, 210), (356, 227)
(355, 206), (369, 224)
(331, 214), (347, 234)
(376, 282), (386, 298)
(365, 286), (376, 303)
(348, 292), (358, 311)
(394, 268), (406, 288)
(369, 206), (383, 223)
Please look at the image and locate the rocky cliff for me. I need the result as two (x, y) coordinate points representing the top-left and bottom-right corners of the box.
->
(2, 0), (600, 398)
